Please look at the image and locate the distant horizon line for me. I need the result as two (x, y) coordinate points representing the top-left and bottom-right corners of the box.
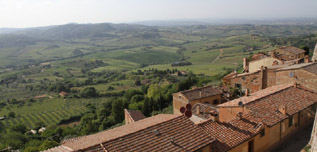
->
(1, 17), (317, 29)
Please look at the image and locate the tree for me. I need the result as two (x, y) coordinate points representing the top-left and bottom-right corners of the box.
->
(24, 147), (40, 152)
(81, 87), (98, 98)
(0, 122), (4, 132)
(38, 140), (59, 151)
(142, 98), (152, 116)
(5, 132), (27, 149)
(8, 111), (15, 118)
(135, 80), (141, 86)
(147, 84), (162, 99)
(10, 124), (27, 134)
(111, 99), (125, 123)
(34, 121), (46, 130)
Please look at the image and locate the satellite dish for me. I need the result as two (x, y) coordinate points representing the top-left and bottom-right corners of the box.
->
(180, 107), (186, 114)
(185, 110), (192, 118)
(238, 101), (244, 107)
(186, 104), (192, 111)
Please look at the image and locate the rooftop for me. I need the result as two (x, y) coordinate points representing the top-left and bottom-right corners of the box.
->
(275, 62), (314, 71)
(273, 46), (306, 55)
(246, 86), (317, 126)
(201, 84), (317, 151)
(302, 63), (317, 75)
(124, 109), (146, 122)
(58, 114), (215, 151)
(199, 116), (261, 152)
(218, 83), (293, 107)
(176, 85), (223, 101)
(192, 103), (218, 120)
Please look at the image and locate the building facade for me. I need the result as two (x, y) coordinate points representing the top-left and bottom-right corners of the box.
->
(173, 86), (223, 114)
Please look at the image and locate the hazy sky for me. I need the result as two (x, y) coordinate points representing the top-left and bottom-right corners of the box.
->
(1, 0), (317, 28)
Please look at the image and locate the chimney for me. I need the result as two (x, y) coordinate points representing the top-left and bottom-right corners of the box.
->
(243, 58), (248, 72)
(271, 51), (275, 58)
(294, 82), (298, 88)
(279, 105), (287, 115)
(196, 106), (200, 115)
(199, 91), (202, 98)
(245, 89), (249, 96)
(236, 112), (243, 120)
(260, 66), (264, 90)
(304, 55), (310, 63)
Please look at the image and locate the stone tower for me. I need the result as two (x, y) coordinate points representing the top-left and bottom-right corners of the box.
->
(313, 43), (317, 62)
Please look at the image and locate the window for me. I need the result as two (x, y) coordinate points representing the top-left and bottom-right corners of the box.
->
(260, 129), (265, 137)
(289, 116), (293, 127)
(213, 99), (219, 105)
(235, 83), (241, 89)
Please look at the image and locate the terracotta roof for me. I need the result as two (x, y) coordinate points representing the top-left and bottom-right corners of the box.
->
(275, 62), (314, 71)
(222, 72), (237, 80)
(274, 46), (306, 55)
(125, 109), (146, 122)
(246, 86), (317, 126)
(252, 53), (267, 61)
(199, 117), (261, 152)
(177, 86), (223, 101)
(218, 83), (294, 107)
(61, 114), (215, 151)
(192, 103), (218, 120)
(302, 63), (317, 75)
(200, 85), (317, 151)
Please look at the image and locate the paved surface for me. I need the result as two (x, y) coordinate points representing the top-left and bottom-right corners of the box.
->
(270, 124), (313, 152)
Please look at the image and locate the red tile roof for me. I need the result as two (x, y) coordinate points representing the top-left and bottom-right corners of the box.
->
(246, 86), (317, 126)
(302, 63), (317, 75)
(176, 85), (223, 101)
(252, 53), (267, 61)
(199, 117), (261, 152)
(274, 46), (306, 55)
(62, 114), (215, 151)
(204, 83), (317, 151)
(218, 83), (293, 107)
(125, 109), (146, 122)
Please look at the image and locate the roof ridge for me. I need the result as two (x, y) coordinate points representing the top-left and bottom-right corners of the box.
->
(218, 83), (294, 107)
(62, 114), (181, 150)
(83, 115), (185, 150)
(180, 85), (213, 93)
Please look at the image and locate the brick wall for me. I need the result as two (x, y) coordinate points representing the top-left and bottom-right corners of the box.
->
(276, 69), (317, 91)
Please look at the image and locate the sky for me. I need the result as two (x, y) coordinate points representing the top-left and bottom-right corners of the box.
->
(1, 0), (317, 28)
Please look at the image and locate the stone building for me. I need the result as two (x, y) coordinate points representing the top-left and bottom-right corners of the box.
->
(224, 56), (316, 93)
(173, 86), (223, 114)
(200, 83), (317, 152)
(271, 46), (306, 61)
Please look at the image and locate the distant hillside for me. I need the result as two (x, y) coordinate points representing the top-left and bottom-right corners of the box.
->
(134, 18), (317, 26)
(0, 28), (23, 34)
